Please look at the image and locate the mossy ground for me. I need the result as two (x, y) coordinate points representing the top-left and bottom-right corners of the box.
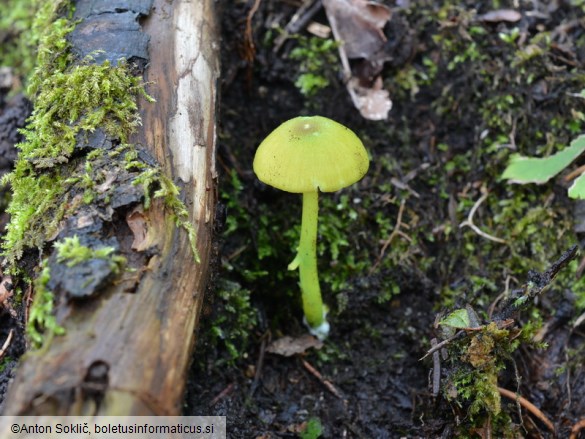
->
(186, 1), (585, 437)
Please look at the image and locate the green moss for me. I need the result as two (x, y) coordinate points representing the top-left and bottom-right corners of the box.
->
(1, 0), (202, 349)
(379, 1), (585, 309)
(289, 36), (339, 97)
(207, 280), (258, 366)
(441, 308), (545, 433)
(26, 261), (64, 348)
(1, 10), (153, 264)
(1, 3), (198, 267)
(55, 235), (125, 273)
(300, 417), (324, 439)
(131, 167), (200, 262)
(0, 356), (11, 373)
(0, 0), (69, 82)
(444, 322), (515, 420)
(1, 55), (151, 264)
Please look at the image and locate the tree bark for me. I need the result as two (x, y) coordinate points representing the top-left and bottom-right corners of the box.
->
(2, 0), (219, 415)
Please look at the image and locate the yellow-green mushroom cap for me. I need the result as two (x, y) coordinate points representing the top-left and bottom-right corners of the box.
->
(253, 116), (369, 193)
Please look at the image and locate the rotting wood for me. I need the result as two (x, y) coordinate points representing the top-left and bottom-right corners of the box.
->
(2, 0), (219, 415)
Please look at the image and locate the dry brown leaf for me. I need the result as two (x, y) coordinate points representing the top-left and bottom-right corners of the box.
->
(323, 0), (391, 59)
(323, 0), (393, 120)
(266, 334), (323, 357)
(478, 9), (522, 23)
(126, 207), (149, 251)
(348, 76), (392, 120)
(0, 277), (17, 318)
(0, 277), (12, 306)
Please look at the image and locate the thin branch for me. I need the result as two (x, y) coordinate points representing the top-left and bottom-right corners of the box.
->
(243, 0), (262, 63)
(0, 329), (14, 362)
(209, 383), (235, 407)
(570, 418), (585, 439)
(488, 275), (513, 320)
(369, 199), (408, 275)
(564, 164), (585, 182)
(249, 331), (270, 397)
(273, 0), (323, 52)
(498, 387), (555, 433)
(419, 331), (464, 361)
(431, 338), (441, 397)
(495, 245), (578, 321)
(459, 189), (507, 244)
(302, 359), (343, 399)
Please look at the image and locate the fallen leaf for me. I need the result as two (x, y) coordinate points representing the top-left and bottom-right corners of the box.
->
(0, 277), (17, 318)
(478, 9), (522, 23)
(439, 308), (470, 329)
(323, 0), (391, 59)
(323, 0), (393, 120)
(503, 134), (585, 185)
(266, 334), (323, 357)
(348, 76), (392, 120)
(0, 277), (13, 306)
(126, 207), (149, 251)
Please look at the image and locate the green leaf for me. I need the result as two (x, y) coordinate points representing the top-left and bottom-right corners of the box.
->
(569, 171), (585, 199)
(439, 309), (470, 328)
(502, 134), (585, 184)
(301, 418), (323, 439)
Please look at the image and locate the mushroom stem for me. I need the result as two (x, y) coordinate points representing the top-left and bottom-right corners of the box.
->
(288, 191), (325, 328)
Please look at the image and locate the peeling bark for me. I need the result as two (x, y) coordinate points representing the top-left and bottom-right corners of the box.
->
(2, 0), (219, 415)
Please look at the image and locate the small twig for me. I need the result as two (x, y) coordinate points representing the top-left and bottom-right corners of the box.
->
(570, 418), (585, 439)
(273, 0), (323, 52)
(419, 331), (464, 361)
(564, 348), (572, 409)
(24, 283), (33, 331)
(487, 275), (518, 320)
(324, 6), (351, 80)
(511, 359), (525, 432)
(498, 387), (555, 433)
(495, 245), (578, 321)
(243, 0), (262, 64)
(459, 189), (507, 244)
(564, 164), (585, 182)
(249, 331), (270, 397)
(0, 329), (14, 362)
(431, 338), (441, 397)
(209, 383), (235, 407)
(301, 359), (343, 399)
(369, 199), (408, 275)
(483, 414), (492, 439)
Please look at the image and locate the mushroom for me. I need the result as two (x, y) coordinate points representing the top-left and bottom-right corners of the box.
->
(253, 115), (369, 340)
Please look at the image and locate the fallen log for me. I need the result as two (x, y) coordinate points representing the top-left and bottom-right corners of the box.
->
(2, 0), (219, 415)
